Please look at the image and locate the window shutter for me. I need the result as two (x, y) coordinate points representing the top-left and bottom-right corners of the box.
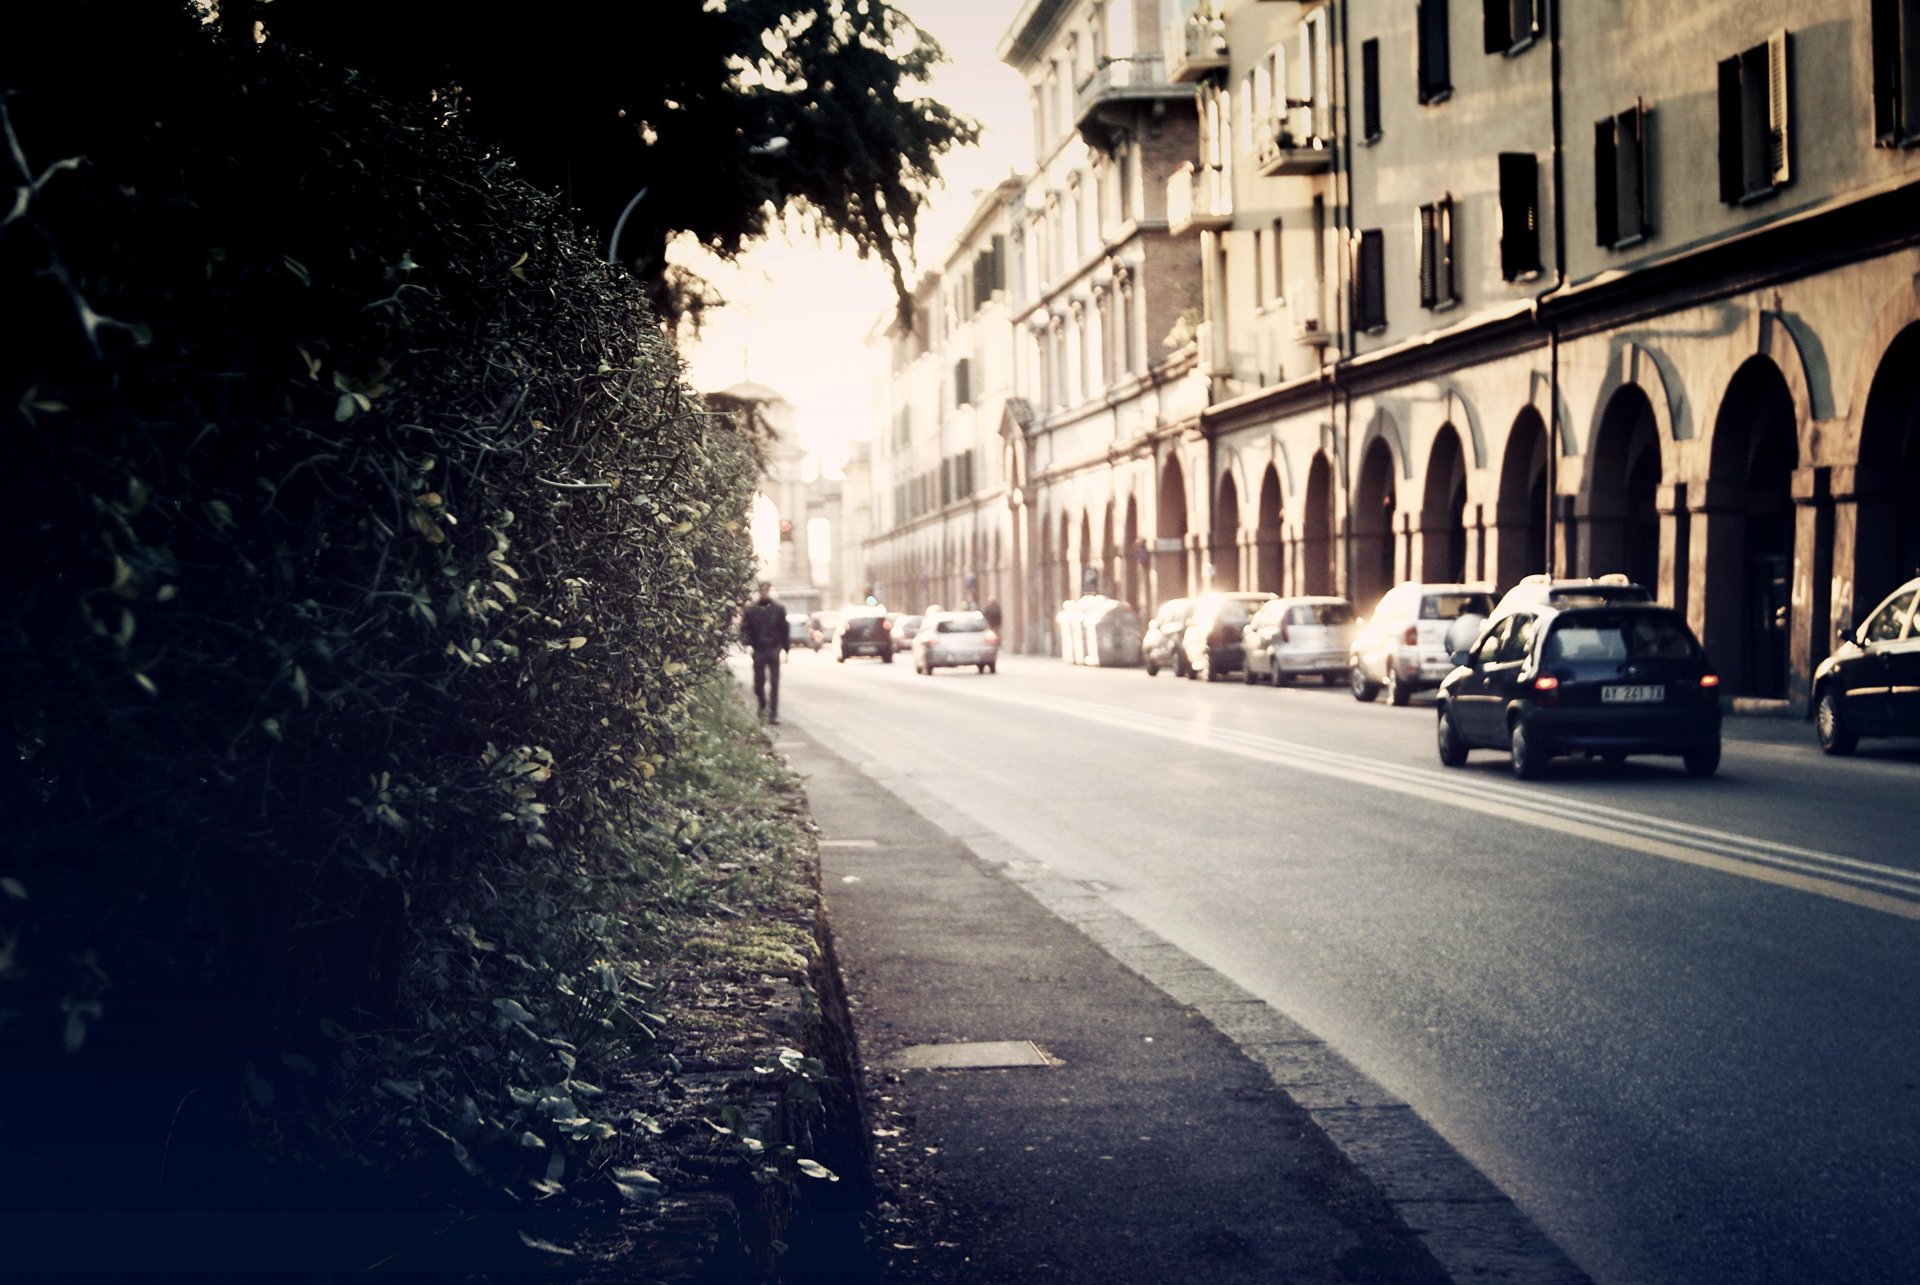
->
(1483, 0), (1508, 56)
(1354, 229), (1387, 332)
(1438, 197), (1456, 305)
(1418, 0), (1452, 103)
(1515, 0), (1539, 44)
(1418, 204), (1439, 308)
(1499, 152), (1540, 279)
(1362, 39), (1382, 140)
(1617, 102), (1647, 242)
(1593, 118), (1619, 247)
(1717, 55), (1744, 204)
(1902, 0), (1920, 141)
(1875, 0), (1901, 144)
(1767, 30), (1792, 187)
(992, 235), (1007, 290)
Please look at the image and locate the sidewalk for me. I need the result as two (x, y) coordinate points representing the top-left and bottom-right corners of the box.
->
(780, 719), (1591, 1285)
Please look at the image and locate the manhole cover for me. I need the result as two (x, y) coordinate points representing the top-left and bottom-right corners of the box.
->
(892, 1040), (1053, 1070)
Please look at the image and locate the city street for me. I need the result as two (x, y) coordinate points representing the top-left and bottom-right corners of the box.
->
(774, 647), (1920, 1285)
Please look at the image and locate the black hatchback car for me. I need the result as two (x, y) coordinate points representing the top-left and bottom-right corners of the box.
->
(836, 610), (894, 663)
(1435, 603), (1722, 778)
(1812, 575), (1920, 754)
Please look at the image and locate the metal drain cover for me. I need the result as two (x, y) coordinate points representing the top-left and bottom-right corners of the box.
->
(892, 1040), (1052, 1070)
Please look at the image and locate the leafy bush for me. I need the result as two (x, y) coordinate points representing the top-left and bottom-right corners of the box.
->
(0, 3), (759, 1201)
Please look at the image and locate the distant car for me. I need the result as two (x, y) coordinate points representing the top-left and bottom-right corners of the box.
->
(1180, 592), (1276, 682)
(1349, 582), (1496, 705)
(787, 612), (821, 651)
(1242, 597), (1356, 685)
(1141, 598), (1194, 677)
(836, 608), (893, 663)
(889, 614), (923, 653)
(1435, 601), (1722, 778)
(912, 610), (999, 674)
(1812, 576), (1920, 754)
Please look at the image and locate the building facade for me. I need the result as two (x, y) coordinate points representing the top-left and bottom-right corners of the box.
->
(863, 0), (1920, 713)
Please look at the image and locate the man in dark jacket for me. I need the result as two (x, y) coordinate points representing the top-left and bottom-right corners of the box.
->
(739, 581), (789, 724)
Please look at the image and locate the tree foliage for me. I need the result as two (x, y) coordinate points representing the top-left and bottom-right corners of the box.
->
(256, 0), (979, 330)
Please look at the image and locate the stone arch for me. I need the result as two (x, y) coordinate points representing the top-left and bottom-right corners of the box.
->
(1254, 462), (1286, 594)
(1352, 436), (1399, 610)
(1583, 383), (1665, 590)
(1419, 423), (1470, 584)
(1301, 451), (1337, 596)
(1699, 355), (1799, 699)
(1852, 322), (1920, 618)
(1430, 380), (1489, 469)
(1213, 471), (1242, 590)
(1495, 406), (1551, 589)
(1582, 342), (1680, 461)
(1156, 451), (1190, 602)
(1356, 405), (1411, 482)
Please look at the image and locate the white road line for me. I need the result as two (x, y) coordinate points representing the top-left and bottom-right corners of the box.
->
(949, 684), (1920, 920)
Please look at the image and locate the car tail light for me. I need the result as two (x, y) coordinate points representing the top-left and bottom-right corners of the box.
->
(984, 630), (999, 647)
(881, 618), (892, 632)
(1533, 675), (1560, 692)
(1403, 624), (1419, 647)
(1699, 673), (1719, 688)
(1700, 673), (1720, 703)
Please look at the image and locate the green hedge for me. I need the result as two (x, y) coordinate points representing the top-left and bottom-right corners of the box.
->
(0, 3), (758, 1195)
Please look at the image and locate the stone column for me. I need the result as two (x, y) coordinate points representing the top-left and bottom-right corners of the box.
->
(1686, 477), (1748, 693)
(1788, 466), (1833, 714)
(1657, 483), (1690, 618)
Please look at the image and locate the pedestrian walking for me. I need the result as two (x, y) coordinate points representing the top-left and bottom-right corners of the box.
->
(740, 581), (790, 724)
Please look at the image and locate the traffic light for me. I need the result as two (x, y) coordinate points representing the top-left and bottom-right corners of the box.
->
(778, 519), (794, 542)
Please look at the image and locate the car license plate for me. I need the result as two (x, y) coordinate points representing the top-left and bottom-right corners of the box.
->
(1601, 684), (1664, 703)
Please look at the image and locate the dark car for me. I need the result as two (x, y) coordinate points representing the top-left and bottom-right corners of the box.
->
(1812, 576), (1920, 754)
(836, 609), (893, 663)
(1141, 598), (1194, 677)
(1180, 592), (1276, 683)
(1435, 603), (1722, 778)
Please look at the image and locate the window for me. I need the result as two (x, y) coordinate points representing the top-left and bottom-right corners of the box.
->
(1864, 588), (1917, 643)
(1496, 613), (1536, 663)
(1361, 38), (1382, 142)
(1417, 0), (1452, 105)
(1594, 101), (1651, 248)
(1267, 218), (1284, 306)
(1498, 152), (1542, 280)
(1353, 229), (1387, 333)
(953, 358), (972, 408)
(1483, 0), (1542, 56)
(1418, 197), (1458, 310)
(1873, 0), (1920, 147)
(1718, 32), (1792, 204)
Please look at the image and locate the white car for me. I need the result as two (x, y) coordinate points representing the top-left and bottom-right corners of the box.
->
(1349, 582), (1496, 705)
(1242, 596), (1356, 685)
(912, 610), (999, 675)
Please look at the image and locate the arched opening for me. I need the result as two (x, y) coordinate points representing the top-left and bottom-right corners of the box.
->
(1122, 494), (1142, 611)
(1496, 407), (1550, 589)
(1156, 454), (1189, 603)
(1255, 464), (1285, 594)
(1077, 511), (1094, 597)
(1058, 510), (1073, 608)
(1421, 425), (1469, 584)
(1703, 357), (1799, 698)
(1302, 452), (1336, 595)
(1588, 386), (1663, 590)
(1856, 323), (1920, 614)
(1213, 473), (1242, 590)
(1352, 437), (1398, 610)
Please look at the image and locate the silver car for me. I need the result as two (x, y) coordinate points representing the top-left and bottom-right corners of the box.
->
(1243, 597), (1356, 685)
(912, 610), (999, 675)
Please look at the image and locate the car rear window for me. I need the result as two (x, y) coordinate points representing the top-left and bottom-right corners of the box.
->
(1545, 613), (1697, 663)
(1420, 592), (1493, 620)
(1290, 603), (1353, 626)
(936, 614), (989, 634)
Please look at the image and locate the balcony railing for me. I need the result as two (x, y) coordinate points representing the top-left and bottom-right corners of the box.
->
(1167, 9), (1230, 84)
(1252, 113), (1333, 177)
(1166, 162), (1232, 235)
(1073, 55), (1185, 148)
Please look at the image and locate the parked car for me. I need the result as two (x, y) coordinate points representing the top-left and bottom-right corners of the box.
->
(1349, 582), (1496, 705)
(1056, 595), (1145, 667)
(912, 610), (999, 674)
(836, 608), (893, 663)
(1243, 597), (1356, 685)
(889, 613), (923, 653)
(1811, 575), (1920, 754)
(1180, 592), (1276, 682)
(1435, 601), (1722, 778)
(1142, 598), (1194, 677)
(787, 612), (821, 651)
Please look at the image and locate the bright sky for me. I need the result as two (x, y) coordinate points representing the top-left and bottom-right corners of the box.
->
(677, 0), (1031, 478)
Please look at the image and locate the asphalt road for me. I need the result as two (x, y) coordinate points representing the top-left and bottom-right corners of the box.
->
(771, 644), (1920, 1285)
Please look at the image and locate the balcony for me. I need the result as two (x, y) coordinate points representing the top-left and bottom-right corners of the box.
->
(1252, 114), (1333, 177)
(1166, 8), (1230, 84)
(1166, 162), (1232, 235)
(1073, 54), (1187, 151)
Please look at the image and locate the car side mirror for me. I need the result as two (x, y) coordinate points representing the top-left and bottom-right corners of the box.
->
(1833, 606), (1854, 642)
(1448, 648), (1474, 668)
